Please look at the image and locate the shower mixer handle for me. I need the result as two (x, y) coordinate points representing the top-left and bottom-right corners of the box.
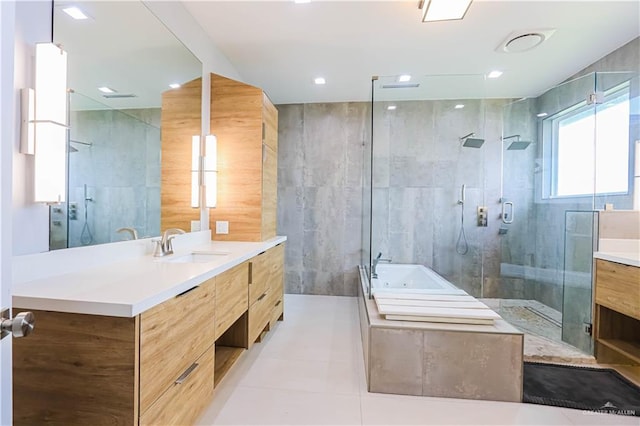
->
(501, 201), (514, 224)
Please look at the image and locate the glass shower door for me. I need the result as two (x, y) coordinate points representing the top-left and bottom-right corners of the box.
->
(499, 73), (598, 354)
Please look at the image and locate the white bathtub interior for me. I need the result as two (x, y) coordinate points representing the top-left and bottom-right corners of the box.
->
(371, 264), (467, 295)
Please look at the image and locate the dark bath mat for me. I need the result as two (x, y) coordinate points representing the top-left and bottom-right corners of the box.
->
(523, 362), (640, 416)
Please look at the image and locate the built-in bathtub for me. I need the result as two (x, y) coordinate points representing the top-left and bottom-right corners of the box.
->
(371, 264), (467, 295)
(358, 264), (524, 402)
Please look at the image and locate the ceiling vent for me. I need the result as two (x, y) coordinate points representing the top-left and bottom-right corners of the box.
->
(498, 29), (556, 53)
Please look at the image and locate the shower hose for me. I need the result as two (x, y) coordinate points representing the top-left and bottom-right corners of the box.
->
(456, 198), (469, 255)
(80, 185), (94, 245)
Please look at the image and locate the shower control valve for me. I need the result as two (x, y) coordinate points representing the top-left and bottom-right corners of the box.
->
(477, 206), (488, 227)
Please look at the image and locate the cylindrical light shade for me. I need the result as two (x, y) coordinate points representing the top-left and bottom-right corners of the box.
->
(34, 43), (68, 203)
(34, 123), (67, 203)
(204, 135), (217, 208)
(204, 171), (217, 208)
(191, 134), (218, 208)
(191, 135), (200, 208)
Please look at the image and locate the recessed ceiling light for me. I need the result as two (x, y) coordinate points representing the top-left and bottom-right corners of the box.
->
(98, 87), (115, 94)
(294, 0), (311, 3)
(169, 83), (181, 89)
(398, 75), (411, 83)
(537, 112), (548, 118)
(421, 0), (473, 22)
(314, 77), (326, 85)
(455, 104), (465, 109)
(62, 6), (89, 20)
(488, 70), (503, 79)
(387, 105), (397, 111)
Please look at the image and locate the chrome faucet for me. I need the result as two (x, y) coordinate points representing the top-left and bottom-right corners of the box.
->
(153, 228), (185, 257)
(116, 227), (138, 240)
(372, 252), (391, 279)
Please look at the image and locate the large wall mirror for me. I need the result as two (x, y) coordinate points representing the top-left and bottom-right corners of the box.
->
(51, 0), (201, 249)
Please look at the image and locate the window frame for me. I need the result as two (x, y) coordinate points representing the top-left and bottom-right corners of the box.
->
(542, 82), (632, 200)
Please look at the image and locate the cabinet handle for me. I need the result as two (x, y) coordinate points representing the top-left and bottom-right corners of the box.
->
(257, 293), (267, 302)
(176, 286), (197, 298)
(274, 300), (282, 307)
(248, 262), (253, 284)
(175, 363), (199, 385)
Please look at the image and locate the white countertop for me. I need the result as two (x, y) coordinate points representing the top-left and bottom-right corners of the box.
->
(594, 238), (640, 267)
(12, 236), (286, 317)
(594, 251), (640, 268)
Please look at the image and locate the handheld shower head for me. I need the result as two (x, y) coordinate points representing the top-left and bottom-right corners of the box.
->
(457, 184), (466, 205)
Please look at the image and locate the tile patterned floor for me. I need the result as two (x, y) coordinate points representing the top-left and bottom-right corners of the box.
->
(482, 298), (596, 364)
(197, 294), (636, 425)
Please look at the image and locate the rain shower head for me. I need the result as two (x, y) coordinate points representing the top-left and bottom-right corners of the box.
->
(460, 133), (485, 148)
(507, 141), (532, 150)
(502, 135), (533, 150)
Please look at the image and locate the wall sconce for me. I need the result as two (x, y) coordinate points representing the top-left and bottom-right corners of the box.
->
(20, 43), (68, 204)
(191, 134), (218, 208)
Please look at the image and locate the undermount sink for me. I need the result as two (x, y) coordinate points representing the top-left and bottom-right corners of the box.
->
(165, 251), (230, 263)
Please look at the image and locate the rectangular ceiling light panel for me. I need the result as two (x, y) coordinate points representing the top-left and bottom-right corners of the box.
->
(421, 0), (473, 22)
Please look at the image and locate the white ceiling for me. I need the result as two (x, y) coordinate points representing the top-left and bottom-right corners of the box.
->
(183, 0), (640, 105)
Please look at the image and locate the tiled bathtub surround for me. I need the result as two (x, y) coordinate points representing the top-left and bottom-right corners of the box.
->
(358, 284), (524, 402)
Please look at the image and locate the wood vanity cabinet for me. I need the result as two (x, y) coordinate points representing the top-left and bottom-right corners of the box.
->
(13, 250), (283, 425)
(139, 279), (216, 417)
(13, 278), (217, 426)
(248, 243), (285, 347)
(215, 261), (249, 339)
(593, 259), (640, 368)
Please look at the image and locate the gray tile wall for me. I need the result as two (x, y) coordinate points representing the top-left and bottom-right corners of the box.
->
(50, 108), (161, 249)
(277, 98), (521, 298)
(371, 99), (509, 297)
(277, 103), (368, 296)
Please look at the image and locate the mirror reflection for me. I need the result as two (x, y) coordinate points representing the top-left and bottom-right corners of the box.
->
(51, 0), (201, 249)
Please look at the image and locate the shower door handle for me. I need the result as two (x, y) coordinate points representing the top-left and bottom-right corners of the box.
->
(501, 201), (514, 224)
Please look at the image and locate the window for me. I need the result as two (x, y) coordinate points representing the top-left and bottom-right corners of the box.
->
(548, 84), (630, 198)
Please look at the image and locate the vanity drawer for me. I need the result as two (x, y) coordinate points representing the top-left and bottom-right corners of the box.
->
(139, 279), (215, 414)
(249, 289), (271, 345)
(216, 261), (249, 339)
(269, 244), (285, 291)
(140, 345), (215, 426)
(270, 297), (284, 327)
(595, 259), (640, 320)
(249, 251), (270, 305)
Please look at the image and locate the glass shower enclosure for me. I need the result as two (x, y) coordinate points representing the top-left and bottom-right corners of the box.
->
(363, 70), (639, 356)
(49, 92), (161, 249)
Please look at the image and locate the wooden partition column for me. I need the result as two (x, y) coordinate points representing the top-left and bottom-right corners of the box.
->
(160, 74), (278, 241)
(160, 78), (201, 232)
